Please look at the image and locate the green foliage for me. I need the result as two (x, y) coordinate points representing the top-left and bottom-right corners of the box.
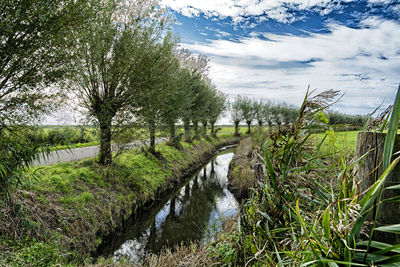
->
(230, 95), (246, 136)
(59, 192), (95, 209)
(328, 111), (367, 126)
(70, 0), (174, 164)
(208, 235), (239, 265)
(0, 0), (92, 124)
(26, 126), (98, 146)
(32, 163), (99, 193)
(157, 144), (187, 163)
(208, 92), (227, 137)
(383, 84), (400, 170)
(0, 126), (54, 200)
(211, 87), (400, 266)
(240, 96), (257, 134)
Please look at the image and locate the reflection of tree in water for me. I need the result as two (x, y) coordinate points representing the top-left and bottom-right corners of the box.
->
(145, 159), (226, 253)
(103, 152), (236, 261)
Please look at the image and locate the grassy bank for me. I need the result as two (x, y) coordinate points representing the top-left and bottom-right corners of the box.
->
(227, 137), (256, 199)
(0, 136), (239, 266)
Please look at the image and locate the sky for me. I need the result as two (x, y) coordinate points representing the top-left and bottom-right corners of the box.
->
(161, 0), (400, 115)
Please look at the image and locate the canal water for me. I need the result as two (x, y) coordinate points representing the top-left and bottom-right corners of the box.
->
(96, 146), (239, 262)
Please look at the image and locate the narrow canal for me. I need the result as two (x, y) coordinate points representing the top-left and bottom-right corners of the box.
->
(96, 146), (239, 262)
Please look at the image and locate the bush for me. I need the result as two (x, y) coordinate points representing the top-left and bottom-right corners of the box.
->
(26, 126), (98, 146)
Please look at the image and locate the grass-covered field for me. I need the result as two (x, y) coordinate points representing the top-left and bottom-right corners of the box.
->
(312, 130), (358, 158)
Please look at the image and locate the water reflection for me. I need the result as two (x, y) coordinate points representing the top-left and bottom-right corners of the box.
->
(99, 150), (238, 262)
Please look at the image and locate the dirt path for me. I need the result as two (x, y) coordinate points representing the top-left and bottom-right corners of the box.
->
(32, 138), (167, 166)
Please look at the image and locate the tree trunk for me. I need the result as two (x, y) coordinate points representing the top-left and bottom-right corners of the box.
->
(169, 122), (175, 142)
(246, 120), (251, 134)
(234, 121), (240, 137)
(211, 123), (215, 137)
(149, 120), (156, 154)
(98, 116), (112, 165)
(193, 120), (199, 140)
(356, 132), (400, 244)
(202, 120), (207, 136)
(169, 122), (178, 148)
(258, 120), (263, 127)
(183, 119), (191, 142)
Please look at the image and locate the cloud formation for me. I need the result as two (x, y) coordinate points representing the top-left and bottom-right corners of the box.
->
(181, 18), (400, 114)
(162, 0), (397, 23)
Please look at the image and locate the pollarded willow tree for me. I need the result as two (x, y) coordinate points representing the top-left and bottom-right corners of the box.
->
(231, 95), (245, 137)
(191, 77), (214, 139)
(161, 58), (196, 148)
(271, 103), (283, 129)
(134, 34), (180, 153)
(199, 77), (217, 137)
(241, 97), (256, 134)
(177, 49), (209, 141)
(70, 0), (171, 165)
(262, 101), (273, 131)
(208, 91), (227, 137)
(254, 99), (268, 127)
(280, 103), (298, 125)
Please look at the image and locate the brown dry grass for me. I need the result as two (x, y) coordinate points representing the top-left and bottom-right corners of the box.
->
(141, 215), (239, 267)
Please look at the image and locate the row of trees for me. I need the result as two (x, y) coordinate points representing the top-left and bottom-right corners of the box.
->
(67, 1), (229, 164)
(229, 96), (367, 135)
(0, 0), (228, 198)
(327, 112), (366, 126)
(230, 96), (299, 135)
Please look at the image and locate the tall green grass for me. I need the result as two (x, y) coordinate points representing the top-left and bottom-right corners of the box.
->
(209, 86), (400, 266)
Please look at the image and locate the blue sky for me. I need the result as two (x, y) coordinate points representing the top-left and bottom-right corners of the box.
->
(162, 0), (400, 115)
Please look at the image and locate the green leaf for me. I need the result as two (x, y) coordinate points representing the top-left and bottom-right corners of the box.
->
(315, 111), (329, 124)
(383, 84), (400, 170)
(358, 240), (400, 254)
(322, 206), (331, 240)
(263, 141), (276, 183)
(302, 259), (367, 266)
(354, 252), (390, 263)
(382, 195), (400, 203)
(375, 224), (400, 234)
(350, 156), (400, 242)
(250, 244), (258, 254)
(386, 184), (400, 190)
(248, 206), (255, 216)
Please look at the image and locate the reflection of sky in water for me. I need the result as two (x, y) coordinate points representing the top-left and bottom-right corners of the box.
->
(113, 150), (238, 262)
(155, 200), (170, 230)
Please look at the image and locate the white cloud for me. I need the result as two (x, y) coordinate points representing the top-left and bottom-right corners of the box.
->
(181, 19), (400, 114)
(162, 0), (355, 23)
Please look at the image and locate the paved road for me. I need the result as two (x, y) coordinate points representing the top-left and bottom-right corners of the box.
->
(32, 138), (167, 166)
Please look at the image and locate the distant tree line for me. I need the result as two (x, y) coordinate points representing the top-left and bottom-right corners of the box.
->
(327, 112), (367, 126)
(229, 96), (366, 135)
(230, 96), (298, 136)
